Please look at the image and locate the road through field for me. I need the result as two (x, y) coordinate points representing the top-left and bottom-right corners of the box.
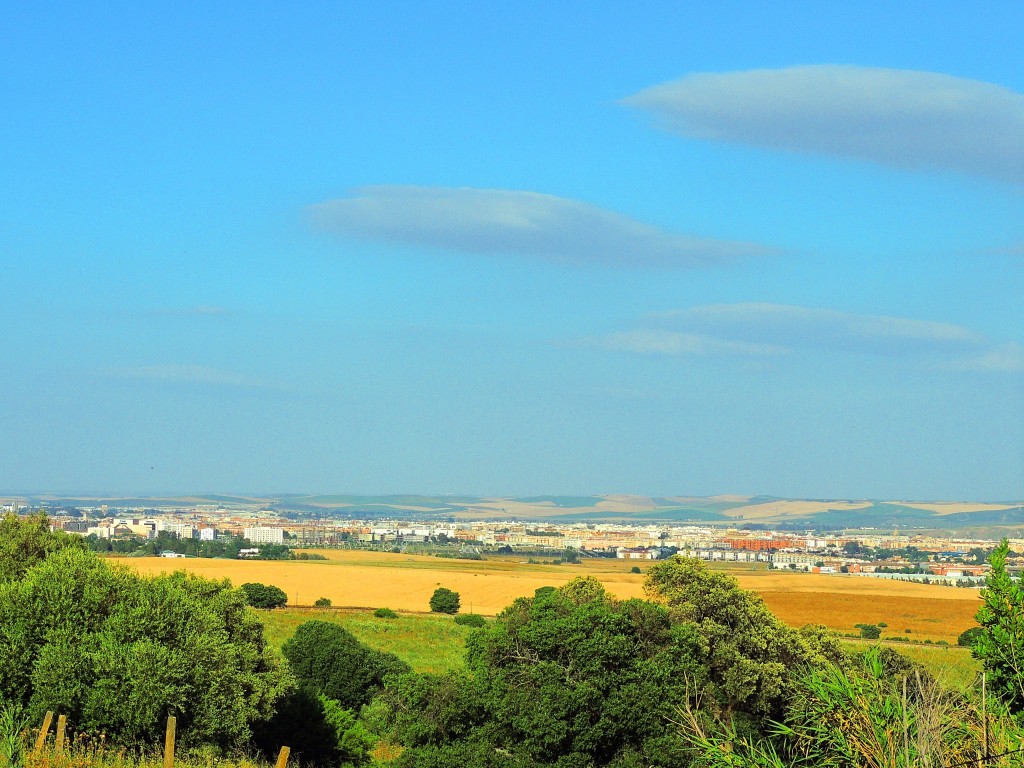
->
(124, 550), (981, 642)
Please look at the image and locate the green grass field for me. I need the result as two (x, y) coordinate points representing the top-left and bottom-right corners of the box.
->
(258, 607), (476, 673)
(258, 605), (980, 688)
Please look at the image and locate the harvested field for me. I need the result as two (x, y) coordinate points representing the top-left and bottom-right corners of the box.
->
(721, 500), (871, 519)
(890, 501), (1016, 515)
(123, 552), (981, 643)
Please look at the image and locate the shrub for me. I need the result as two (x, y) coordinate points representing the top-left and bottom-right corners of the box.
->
(857, 623), (881, 640)
(429, 587), (460, 614)
(240, 581), (288, 609)
(630, 565), (641, 574)
(958, 626), (983, 647)
(314, 597), (332, 607)
(877, 621), (888, 627)
(453, 613), (487, 628)
(374, 607), (398, 619)
(0, 546), (290, 749)
(283, 621), (410, 711)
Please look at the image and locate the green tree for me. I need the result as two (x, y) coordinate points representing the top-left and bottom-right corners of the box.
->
(958, 626), (984, 647)
(282, 620), (410, 711)
(429, 587), (460, 614)
(0, 546), (291, 749)
(252, 688), (373, 767)
(384, 577), (709, 767)
(643, 555), (842, 719)
(240, 581), (288, 609)
(859, 624), (881, 640)
(0, 512), (86, 582)
(975, 538), (1024, 711)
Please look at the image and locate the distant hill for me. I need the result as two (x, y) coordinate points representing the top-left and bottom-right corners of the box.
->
(12, 492), (1021, 531)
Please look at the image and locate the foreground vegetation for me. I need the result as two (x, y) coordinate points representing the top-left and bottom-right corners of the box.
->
(3, 513), (1024, 767)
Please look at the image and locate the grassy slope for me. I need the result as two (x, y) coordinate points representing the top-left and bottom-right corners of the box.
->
(258, 607), (474, 674)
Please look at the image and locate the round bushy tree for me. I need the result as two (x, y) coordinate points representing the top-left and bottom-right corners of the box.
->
(0, 546), (291, 749)
(958, 626), (984, 647)
(643, 555), (844, 719)
(429, 587), (460, 614)
(240, 581), (288, 609)
(0, 512), (86, 582)
(282, 620), (410, 711)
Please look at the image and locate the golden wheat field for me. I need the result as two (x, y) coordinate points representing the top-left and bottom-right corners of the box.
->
(123, 550), (981, 643)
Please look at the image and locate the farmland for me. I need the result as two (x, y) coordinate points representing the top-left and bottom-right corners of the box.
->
(124, 549), (981, 643)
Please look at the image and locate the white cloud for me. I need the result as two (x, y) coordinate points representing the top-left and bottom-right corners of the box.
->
(944, 343), (1024, 373)
(625, 66), (1024, 185)
(599, 329), (786, 357)
(310, 185), (771, 268)
(655, 303), (986, 356)
(598, 303), (1022, 372)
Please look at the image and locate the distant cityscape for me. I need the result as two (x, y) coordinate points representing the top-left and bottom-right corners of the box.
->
(5, 497), (1020, 587)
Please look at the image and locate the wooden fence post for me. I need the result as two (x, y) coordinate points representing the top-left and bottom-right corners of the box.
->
(33, 711), (54, 755)
(54, 714), (67, 753)
(164, 716), (176, 768)
(275, 745), (290, 768)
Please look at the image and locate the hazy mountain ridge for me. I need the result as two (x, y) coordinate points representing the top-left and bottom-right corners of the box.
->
(8, 492), (1021, 530)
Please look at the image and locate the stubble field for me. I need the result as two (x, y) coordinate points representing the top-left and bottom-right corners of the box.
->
(124, 549), (981, 644)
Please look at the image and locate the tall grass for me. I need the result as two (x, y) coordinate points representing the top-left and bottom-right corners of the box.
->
(676, 650), (1023, 767)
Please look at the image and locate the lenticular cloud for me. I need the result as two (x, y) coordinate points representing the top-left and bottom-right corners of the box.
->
(625, 65), (1024, 185)
(310, 185), (770, 268)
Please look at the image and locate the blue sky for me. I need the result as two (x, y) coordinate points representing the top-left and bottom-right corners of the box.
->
(2, 2), (1022, 500)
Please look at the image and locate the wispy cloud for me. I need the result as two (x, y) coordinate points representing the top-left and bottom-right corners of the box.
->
(600, 329), (786, 358)
(153, 305), (231, 318)
(624, 66), (1024, 185)
(596, 303), (1023, 372)
(310, 185), (771, 268)
(104, 365), (276, 389)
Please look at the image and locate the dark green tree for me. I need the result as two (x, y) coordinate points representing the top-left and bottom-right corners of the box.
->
(384, 576), (709, 767)
(0, 546), (291, 749)
(643, 555), (843, 720)
(975, 539), (1024, 711)
(252, 688), (374, 767)
(958, 626), (984, 648)
(859, 624), (882, 640)
(429, 587), (460, 614)
(282, 621), (410, 711)
(240, 582), (288, 609)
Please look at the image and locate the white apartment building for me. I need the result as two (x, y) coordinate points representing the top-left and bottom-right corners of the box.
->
(243, 526), (285, 545)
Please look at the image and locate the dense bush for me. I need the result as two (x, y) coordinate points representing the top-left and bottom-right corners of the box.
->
(252, 687), (374, 767)
(958, 625), (984, 647)
(314, 597), (332, 607)
(240, 581), (288, 609)
(429, 587), (460, 614)
(857, 623), (882, 640)
(282, 621), (410, 711)
(453, 613), (487, 628)
(381, 559), (846, 767)
(374, 607), (398, 619)
(0, 512), (86, 582)
(0, 539), (291, 750)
